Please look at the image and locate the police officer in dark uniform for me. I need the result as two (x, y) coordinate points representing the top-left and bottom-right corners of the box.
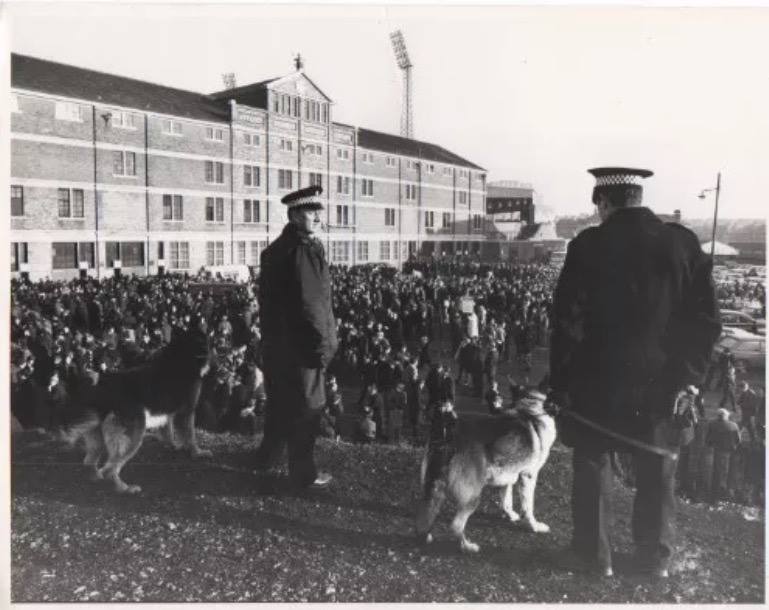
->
(549, 167), (721, 577)
(253, 185), (338, 489)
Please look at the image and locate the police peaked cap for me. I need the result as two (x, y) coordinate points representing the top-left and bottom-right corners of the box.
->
(281, 185), (324, 211)
(588, 167), (653, 204)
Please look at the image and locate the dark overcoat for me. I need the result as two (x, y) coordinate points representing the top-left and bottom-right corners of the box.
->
(259, 223), (338, 414)
(550, 207), (721, 447)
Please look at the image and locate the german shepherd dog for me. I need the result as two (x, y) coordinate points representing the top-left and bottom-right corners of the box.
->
(416, 391), (557, 553)
(60, 329), (211, 494)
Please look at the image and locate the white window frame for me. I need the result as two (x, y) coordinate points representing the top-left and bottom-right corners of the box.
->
(442, 212), (452, 229)
(336, 204), (350, 227)
(332, 241), (350, 264)
(206, 126), (225, 142)
(361, 179), (374, 197)
(357, 241), (369, 262)
(385, 208), (396, 227)
(379, 240), (391, 260)
(208, 241), (224, 265)
(112, 151), (137, 177)
(162, 194), (184, 221)
(309, 172), (323, 188)
(336, 176), (351, 195)
(443, 166), (452, 177)
(405, 184), (418, 201)
(426, 163), (435, 174)
(385, 156), (396, 168)
(278, 169), (294, 190)
(280, 138), (294, 152)
(169, 241), (190, 269)
(205, 197), (225, 223)
(112, 111), (137, 130)
(162, 119), (183, 136)
(235, 241), (247, 265)
(243, 199), (261, 223)
(336, 148), (350, 161)
(243, 132), (261, 147)
(424, 210), (435, 228)
(55, 101), (83, 122)
(205, 160), (225, 184)
(459, 191), (468, 205)
(362, 151), (374, 164)
(244, 165), (260, 187)
(459, 169), (468, 179)
(11, 185), (24, 217)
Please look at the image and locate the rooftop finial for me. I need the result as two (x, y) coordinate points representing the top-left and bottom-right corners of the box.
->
(294, 53), (304, 72)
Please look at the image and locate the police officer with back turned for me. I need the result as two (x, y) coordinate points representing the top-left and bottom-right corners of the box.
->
(253, 185), (338, 489)
(548, 167), (721, 578)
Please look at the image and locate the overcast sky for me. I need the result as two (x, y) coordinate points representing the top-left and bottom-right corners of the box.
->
(5, 3), (769, 220)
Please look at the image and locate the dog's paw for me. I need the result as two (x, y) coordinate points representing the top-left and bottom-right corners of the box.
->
(123, 484), (142, 495)
(460, 540), (480, 554)
(526, 520), (550, 533)
(505, 510), (521, 523)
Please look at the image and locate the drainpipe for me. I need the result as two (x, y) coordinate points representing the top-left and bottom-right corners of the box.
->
(144, 113), (150, 275)
(91, 105), (100, 278)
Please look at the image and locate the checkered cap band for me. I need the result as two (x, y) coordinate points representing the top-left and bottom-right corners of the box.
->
(594, 174), (644, 187)
(285, 196), (323, 208)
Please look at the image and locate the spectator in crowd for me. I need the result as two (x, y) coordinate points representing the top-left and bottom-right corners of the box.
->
(736, 380), (759, 439)
(706, 408), (742, 502)
(386, 381), (407, 444)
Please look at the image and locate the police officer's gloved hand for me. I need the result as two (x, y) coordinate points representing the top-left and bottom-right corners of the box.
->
(545, 389), (570, 414)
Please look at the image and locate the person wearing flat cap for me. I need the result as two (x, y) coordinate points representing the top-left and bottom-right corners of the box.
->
(253, 185), (338, 489)
(548, 167), (721, 577)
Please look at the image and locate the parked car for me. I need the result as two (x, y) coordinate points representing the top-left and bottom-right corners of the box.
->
(712, 329), (765, 372)
(720, 309), (765, 336)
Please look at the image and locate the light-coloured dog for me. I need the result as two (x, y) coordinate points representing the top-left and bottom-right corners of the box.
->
(416, 391), (557, 553)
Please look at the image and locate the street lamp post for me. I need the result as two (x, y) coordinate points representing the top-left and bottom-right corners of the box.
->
(698, 172), (722, 260)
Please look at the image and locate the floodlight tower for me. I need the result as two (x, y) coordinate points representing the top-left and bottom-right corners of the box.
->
(390, 30), (414, 139)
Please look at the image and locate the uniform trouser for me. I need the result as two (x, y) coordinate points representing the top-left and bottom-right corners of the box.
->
(256, 364), (324, 488)
(571, 425), (677, 570)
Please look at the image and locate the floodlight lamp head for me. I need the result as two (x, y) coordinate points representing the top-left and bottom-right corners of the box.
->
(390, 30), (412, 69)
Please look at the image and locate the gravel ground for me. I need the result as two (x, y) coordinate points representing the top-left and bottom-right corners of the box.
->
(11, 426), (765, 603)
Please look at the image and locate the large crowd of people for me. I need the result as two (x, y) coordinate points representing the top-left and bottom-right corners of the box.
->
(9, 256), (765, 504)
(10, 258), (558, 441)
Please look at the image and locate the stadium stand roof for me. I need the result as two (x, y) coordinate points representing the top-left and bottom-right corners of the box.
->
(12, 53), (485, 170)
(12, 53), (230, 122)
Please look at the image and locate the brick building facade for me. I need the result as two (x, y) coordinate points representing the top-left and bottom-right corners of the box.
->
(10, 54), (489, 279)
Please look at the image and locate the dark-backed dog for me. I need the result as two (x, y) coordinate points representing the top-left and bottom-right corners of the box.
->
(60, 329), (211, 494)
(416, 390), (557, 553)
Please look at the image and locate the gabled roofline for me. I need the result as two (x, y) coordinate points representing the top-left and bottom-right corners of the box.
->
(265, 71), (333, 102)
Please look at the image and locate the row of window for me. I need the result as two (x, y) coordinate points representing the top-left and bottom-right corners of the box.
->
(14, 237), (482, 272)
(330, 240), (404, 264)
(12, 185), (478, 229)
(272, 93), (330, 124)
(21, 99), (480, 179)
(161, 194), (265, 224)
(15, 239), (271, 272)
(12, 184), (476, 226)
